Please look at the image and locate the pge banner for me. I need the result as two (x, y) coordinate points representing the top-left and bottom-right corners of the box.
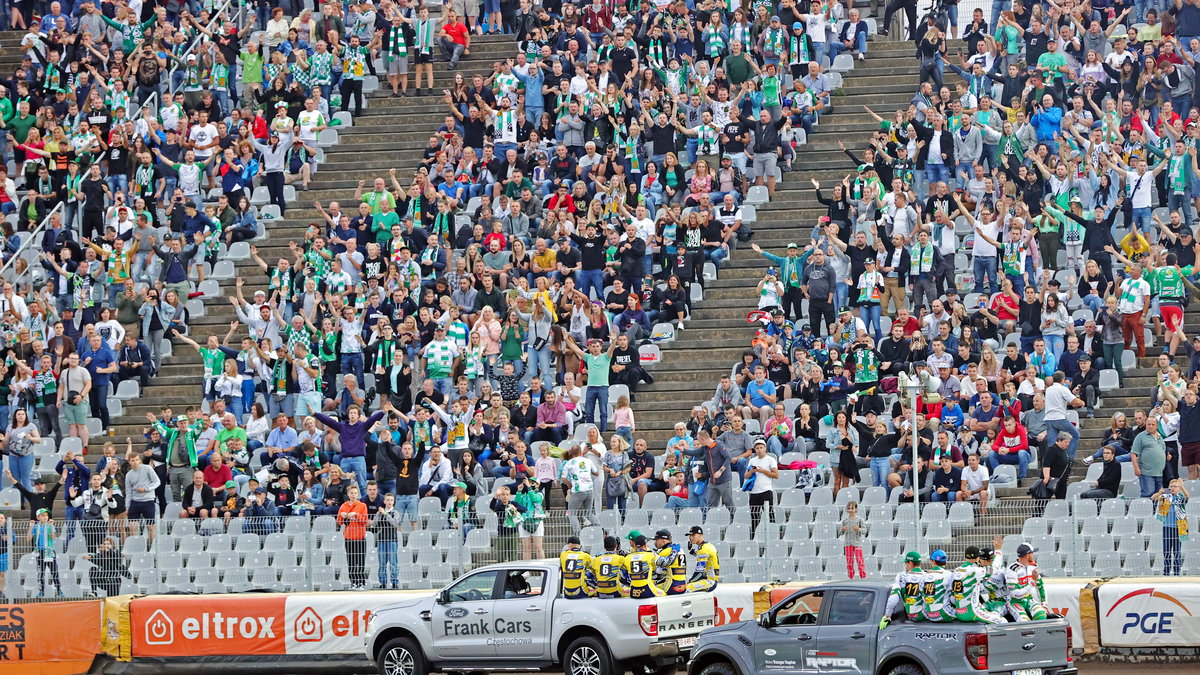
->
(1097, 579), (1200, 647)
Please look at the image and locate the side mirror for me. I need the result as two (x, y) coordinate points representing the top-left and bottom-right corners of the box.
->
(758, 612), (772, 628)
(437, 589), (450, 604)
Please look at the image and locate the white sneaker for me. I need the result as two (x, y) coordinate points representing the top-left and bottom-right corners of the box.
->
(676, 321), (685, 331)
(1082, 456), (1093, 466)
(858, 52), (865, 60)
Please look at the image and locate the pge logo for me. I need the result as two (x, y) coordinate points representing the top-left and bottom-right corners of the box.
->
(1105, 588), (1194, 634)
(294, 607), (323, 642)
(145, 609), (175, 645)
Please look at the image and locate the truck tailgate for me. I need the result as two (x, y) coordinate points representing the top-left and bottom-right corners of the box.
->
(653, 593), (716, 643)
(985, 620), (1070, 672)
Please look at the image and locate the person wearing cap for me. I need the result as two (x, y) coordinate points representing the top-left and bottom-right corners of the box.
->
(650, 530), (687, 595)
(624, 534), (664, 598)
(798, 247), (838, 336)
(1070, 352), (1100, 418)
(881, 551), (925, 628)
(1003, 543), (1048, 621)
(590, 535), (629, 598)
(685, 526), (719, 592)
(560, 536), (594, 599)
(31, 505), (62, 597)
(921, 549), (955, 621)
(751, 242), (811, 321)
(947, 539), (1007, 624)
(216, 477), (245, 524)
(759, 16), (788, 64)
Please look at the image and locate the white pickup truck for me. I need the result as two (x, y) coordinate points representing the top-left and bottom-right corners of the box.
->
(366, 559), (716, 675)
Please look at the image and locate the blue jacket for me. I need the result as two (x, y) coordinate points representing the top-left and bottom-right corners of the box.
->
(1032, 106), (1063, 142)
(54, 458), (91, 506)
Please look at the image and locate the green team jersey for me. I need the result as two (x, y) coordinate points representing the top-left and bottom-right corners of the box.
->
(199, 347), (226, 379)
(307, 51), (334, 85)
(284, 324), (315, 352)
(921, 568), (953, 621)
(363, 189), (396, 217)
(101, 14), (158, 53)
(852, 348), (879, 383)
(317, 332), (339, 362)
(948, 564), (988, 617)
(891, 570), (926, 619)
(1037, 52), (1068, 82)
(424, 339), (458, 377)
(762, 74), (782, 107)
(304, 248), (330, 278)
(1153, 266), (1187, 300)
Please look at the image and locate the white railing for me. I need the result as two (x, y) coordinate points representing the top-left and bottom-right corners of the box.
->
(165, 0), (240, 97)
(0, 201), (65, 282)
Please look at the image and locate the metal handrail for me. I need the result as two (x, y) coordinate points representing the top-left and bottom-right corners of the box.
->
(165, 0), (239, 98)
(0, 201), (65, 281)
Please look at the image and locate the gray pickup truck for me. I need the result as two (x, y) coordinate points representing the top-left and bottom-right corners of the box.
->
(687, 581), (1077, 675)
(366, 559), (716, 675)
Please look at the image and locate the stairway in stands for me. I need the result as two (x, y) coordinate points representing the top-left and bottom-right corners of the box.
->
(93, 37), (525, 446)
(95, 39), (927, 455)
(633, 44), (928, 448)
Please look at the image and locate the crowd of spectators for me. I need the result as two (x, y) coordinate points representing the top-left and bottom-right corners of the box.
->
(0, 0), (875, 590)
(666, 0), (1200, 566)
(2, 0), (1200, 595)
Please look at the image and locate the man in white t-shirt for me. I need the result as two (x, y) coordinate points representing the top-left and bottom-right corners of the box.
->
(1043, 371), (1084, 460)
(187, 110), (219, 163)
(561, 445), (598, 530)
(1117, 263), (1152, 357)
(1107, 154), (1167, 231)
(296, 98), (328, 144)
(958, 453), (990, 514)
(746, 439), (779, 531)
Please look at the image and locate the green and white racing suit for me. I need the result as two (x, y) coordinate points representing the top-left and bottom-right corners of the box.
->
(949, 563), (1007, 624)
(1003, 561), (1048, 621)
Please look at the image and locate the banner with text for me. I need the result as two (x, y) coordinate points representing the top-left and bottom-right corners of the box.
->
(1096, 578), (1200, 647)
(0, 601), (102, 675)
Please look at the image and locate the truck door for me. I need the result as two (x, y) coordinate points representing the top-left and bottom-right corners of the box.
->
(432, 570), (500, 660)
(490, 568), (550, 659)
(753, 589), (826, 674)
(812, 589), (878, 674)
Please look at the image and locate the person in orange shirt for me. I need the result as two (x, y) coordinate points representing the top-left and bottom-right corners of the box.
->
(337, 484), (369, 589)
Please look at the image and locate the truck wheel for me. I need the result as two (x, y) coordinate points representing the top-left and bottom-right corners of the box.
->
(378, 637), (427, 675)
(885, 663), (926, 675)
(565, 636), (616, 675)
(698, 661), (738, 675)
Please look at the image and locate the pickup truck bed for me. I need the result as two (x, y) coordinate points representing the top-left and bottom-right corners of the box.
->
(688, 580), (1077, 675)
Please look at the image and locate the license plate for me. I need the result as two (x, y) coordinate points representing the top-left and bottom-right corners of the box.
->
(1013, 670), (1042, 675)
(676, 637), (697, 649)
